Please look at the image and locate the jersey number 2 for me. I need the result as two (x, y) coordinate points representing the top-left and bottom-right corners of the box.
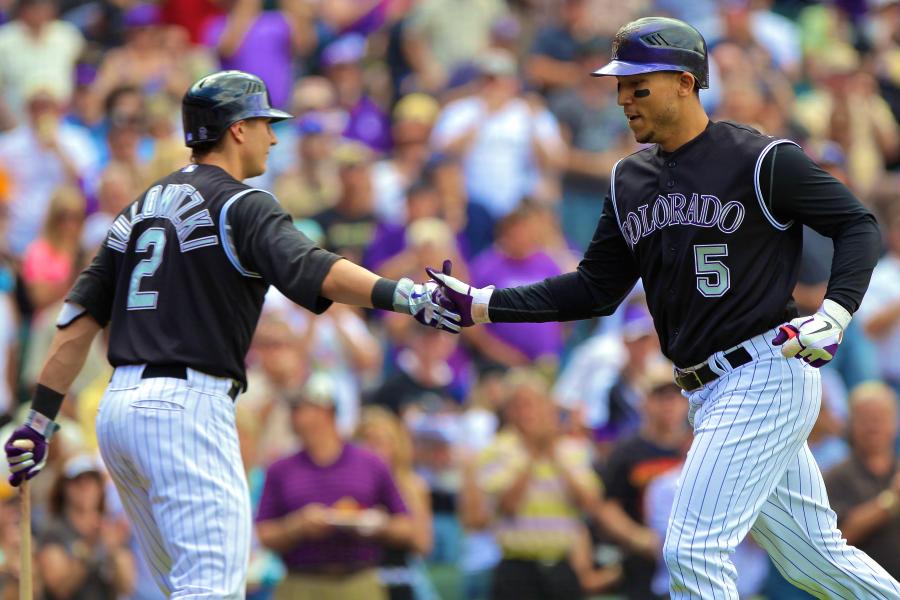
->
(694, 244), (730, 297)
(127, 228), (166, 310)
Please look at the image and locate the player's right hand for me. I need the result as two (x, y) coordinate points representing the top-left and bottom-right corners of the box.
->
(425, 260), (494, 327)
(5, 409), (58, 486)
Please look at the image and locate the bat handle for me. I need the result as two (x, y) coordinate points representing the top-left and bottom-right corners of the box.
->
(778, 325), (797, 340)
(20, 480), (31, 600)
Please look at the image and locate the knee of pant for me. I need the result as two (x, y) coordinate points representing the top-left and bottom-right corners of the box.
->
(663, 536), (718, 574)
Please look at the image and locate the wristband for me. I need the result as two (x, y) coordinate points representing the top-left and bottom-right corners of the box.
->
(371, 278), (399, 311)
(25, 408), (60, 440)
(31, 383), (65, 421)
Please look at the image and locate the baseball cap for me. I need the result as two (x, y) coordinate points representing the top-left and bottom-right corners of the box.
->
(333, 140), (372, 167)
(62, 453), (105, 479)
(622, 303), (655, 342)
(476, 49), (518, 77)
(321, 34), (366, 68)
(295, 112), (326, 135)
(392, 93), (440, 125)
(122, 3), (161, 28)
(292, 372), (338, 409)
(641, 361), (680, 396)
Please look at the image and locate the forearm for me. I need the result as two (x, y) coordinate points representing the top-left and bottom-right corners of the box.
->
(825, 213), (881, 313)
(217, 3), (259, 57)
(320, 259), (381, 308)
(488, 272), (602, 323)
(497, 465), (533, 516)
(377, 514), (415, 549)
(111, 547), (136, 595)
(862, 300), (900, 338)
(34, 314), (102, 418)
(555, 462), (599, 513)
(256, 517), (304, 553)
(838, 496), (898, 546)
(595, 501), (659, 559)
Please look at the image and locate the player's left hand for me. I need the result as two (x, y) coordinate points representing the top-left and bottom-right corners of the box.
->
(394, 277), (462, 334)
(772, 299), (852, 368)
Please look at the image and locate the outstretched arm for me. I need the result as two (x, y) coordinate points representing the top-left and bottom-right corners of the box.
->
(428, 198), (640, 325)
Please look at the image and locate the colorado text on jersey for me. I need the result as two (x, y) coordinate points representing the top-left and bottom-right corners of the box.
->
(620, 193), (746, 247)
(106, 183), (219, 253)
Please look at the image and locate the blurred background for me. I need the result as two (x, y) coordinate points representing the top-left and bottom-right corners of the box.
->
(0, 0), (899, 598)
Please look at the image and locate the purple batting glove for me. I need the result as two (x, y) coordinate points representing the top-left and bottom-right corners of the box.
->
(5, 423), (50, 487)
(425, 260), (494, 327)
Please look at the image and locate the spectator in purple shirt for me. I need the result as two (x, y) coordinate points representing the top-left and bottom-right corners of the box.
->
(256, 373), (415, 600)
(466, 201), (565, 371)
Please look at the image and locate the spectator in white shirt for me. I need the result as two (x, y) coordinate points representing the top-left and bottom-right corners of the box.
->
(0, 80), (98, 256)
(0, 0), (84, 128)
(857, 201), (900, 395)
(430, 49), (565, 254)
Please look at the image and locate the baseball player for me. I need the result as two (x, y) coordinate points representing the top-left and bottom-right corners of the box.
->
(3, 70), (461, 599)
(427, 17), (900, 600)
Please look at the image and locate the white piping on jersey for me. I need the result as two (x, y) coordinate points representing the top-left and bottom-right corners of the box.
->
(753, 139), (798, 231)
(609, 157), (628, 242)
(219, 188), (271, 278)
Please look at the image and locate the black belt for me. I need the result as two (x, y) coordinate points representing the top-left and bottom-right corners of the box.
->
(141, 365), (240, 401)
(674, 346), (752, 392)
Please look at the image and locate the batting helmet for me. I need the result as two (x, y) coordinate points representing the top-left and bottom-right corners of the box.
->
(182, 70), (293, 148)
(591, 17), (709, 89)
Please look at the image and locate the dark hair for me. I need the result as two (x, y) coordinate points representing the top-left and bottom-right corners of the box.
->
(189, 137), (226, 161)
(103, 85), (142, 118)
(48, 470), (105, 517)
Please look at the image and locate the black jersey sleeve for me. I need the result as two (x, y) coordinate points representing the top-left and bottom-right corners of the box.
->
(489, 196), (640, 322)
(66, 242), (117, 327)
(761, 143), (881, 313)
(229, 191), (342, 314)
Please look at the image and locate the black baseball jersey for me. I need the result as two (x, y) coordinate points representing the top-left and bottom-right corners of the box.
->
(487, 121), (881, 368)
(67, 164), (342, 385)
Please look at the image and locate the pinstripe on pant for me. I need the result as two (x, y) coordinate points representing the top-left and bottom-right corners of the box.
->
(96, 365), (251, 599)
(664, 328), (900, 599)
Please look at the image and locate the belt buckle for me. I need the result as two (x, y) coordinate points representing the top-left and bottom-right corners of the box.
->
(675, 366), (704, 391)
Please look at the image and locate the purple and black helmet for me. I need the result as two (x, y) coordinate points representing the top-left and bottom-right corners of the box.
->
(182, 70), (293, 148)
(592, 17), (709, 89)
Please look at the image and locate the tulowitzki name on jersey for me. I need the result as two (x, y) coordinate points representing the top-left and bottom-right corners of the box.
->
(621, 193), (745, 247)
(106, 183), (219, 253)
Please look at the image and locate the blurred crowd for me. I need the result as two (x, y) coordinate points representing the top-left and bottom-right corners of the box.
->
(0, 0), (899, 598)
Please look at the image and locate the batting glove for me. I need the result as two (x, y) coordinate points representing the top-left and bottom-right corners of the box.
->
(772, 299), (851, 368)
(394, 277), (462, 334)
(5, 409), (60, 486)
(425, 260), (494, 327)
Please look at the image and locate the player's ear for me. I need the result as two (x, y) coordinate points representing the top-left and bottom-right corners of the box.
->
(677, 72), (697, 97)
(228, 120), (246, 144)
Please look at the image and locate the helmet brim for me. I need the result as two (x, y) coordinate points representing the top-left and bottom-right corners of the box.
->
(239, 108), (294, 123)
(591, 59), (685, 78)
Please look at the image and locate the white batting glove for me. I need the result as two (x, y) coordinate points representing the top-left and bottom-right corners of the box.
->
(772, 299), (851, 368)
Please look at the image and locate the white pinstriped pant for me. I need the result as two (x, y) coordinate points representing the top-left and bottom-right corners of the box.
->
(665, 328), (900, 599)
(96, 365), (251, 599)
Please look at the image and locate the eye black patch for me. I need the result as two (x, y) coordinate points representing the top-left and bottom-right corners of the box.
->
(634, 89), (650, 98)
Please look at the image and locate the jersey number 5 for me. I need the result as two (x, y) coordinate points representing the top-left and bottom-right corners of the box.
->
(127, 228), (166, 310)
(694, 244), (730, 297)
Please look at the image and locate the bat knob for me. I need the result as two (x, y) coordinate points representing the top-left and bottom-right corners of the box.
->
(778, 325), (797, 339)
(11, 440), (34, 451)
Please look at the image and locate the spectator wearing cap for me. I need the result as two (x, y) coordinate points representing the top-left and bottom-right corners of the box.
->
(321, 34), (392, 154)
(371, 93), (440, 226)
(91, 3), (193, 114)
(477, 368), (600, 600)
(857, 201), (900, 397)
(402, 0), (508, 92)
(0, 80), (97, 257)
(0, 0), (85, 127)
(36, 454), (135, 599)
(256, 373), (414, 600)
(430, 49), (565, 252)
(273, 112), (341, 219)
(593, 365), (691, 600)
(466, 202), (564, 371)
(311, 140), (378, 265)
(824, 381), (900, 580)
